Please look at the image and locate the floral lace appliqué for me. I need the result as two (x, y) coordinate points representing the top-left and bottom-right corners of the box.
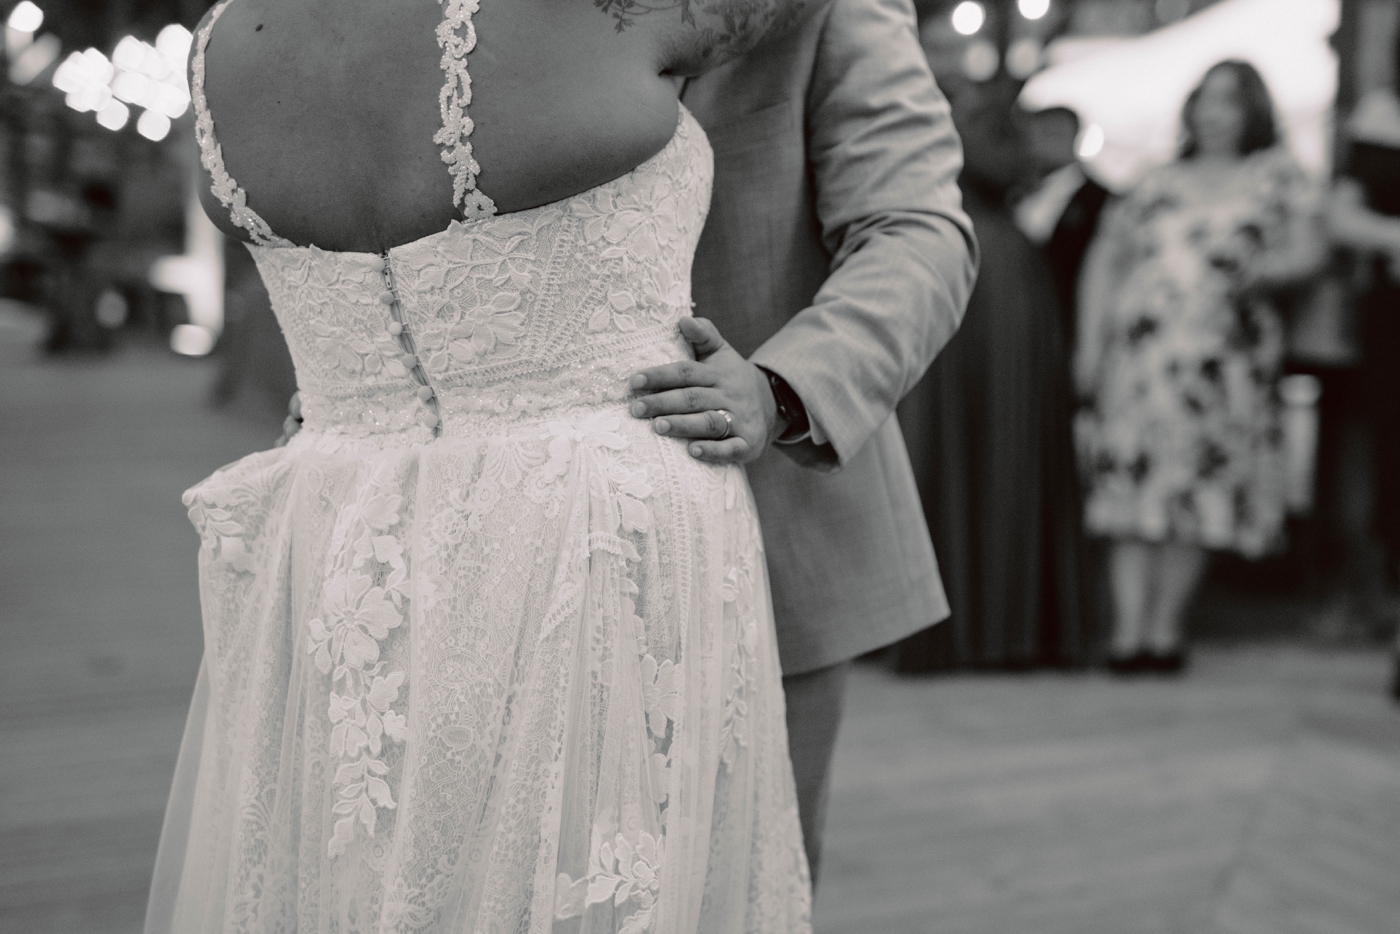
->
(555, 824), (665, 933)
(310, 318), (414, 378)
(305, 472), (412, 857)
(189, 496), (256, 573)
(416, 291), (525, 367)
(549, 419), (679, 934)
(575, 162), (694, 338)
(718, 471), (759, 770)
(183, 456), (290, 574)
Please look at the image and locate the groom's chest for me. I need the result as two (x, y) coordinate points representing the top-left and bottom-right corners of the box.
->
(681, 12), (820, 164)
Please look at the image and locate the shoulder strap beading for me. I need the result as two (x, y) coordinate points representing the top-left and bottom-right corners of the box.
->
(193, 0), (495, 246)
(434, 0), (497, 221)
(191, 0), (296, 248)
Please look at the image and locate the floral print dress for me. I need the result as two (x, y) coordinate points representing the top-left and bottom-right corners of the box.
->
(1080, 149), (1317, 557)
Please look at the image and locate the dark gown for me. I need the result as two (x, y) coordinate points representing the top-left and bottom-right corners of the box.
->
(893, 163), (1090, 671)
(1351, 141), (1400, 562)
(1043, 174), (1110, 342)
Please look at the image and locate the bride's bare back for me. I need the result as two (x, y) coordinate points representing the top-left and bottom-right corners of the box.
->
(196, 0), (813, 253)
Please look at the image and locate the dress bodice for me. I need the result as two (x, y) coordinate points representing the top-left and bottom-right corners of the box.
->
(250, 115), (711, 445)
(192, 0), (713, 446)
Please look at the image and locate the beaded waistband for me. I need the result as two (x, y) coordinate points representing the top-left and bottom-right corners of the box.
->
(296, 338), (689, 442)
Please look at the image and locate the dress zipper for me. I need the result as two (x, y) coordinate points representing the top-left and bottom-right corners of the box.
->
(375, 250), (442, 438)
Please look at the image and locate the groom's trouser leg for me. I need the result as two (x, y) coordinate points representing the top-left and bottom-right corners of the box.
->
(781, 660), (852, 887)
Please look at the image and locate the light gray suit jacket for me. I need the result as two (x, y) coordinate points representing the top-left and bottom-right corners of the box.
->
(681, 0), (977, 675)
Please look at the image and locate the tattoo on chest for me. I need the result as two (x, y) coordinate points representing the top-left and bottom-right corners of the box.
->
(595, 0), (806, 58)
(595, 0), (692, 31)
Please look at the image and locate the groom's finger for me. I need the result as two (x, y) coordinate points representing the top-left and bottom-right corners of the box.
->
(678, 316), (727, 359)
(687, 437), (751, 463)
(649, 410), (732, 440)
(629, 387), (726, 419)
(629, 360), (718, 393)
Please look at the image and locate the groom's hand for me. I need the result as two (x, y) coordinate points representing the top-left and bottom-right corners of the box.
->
(627, 317), (785, 464)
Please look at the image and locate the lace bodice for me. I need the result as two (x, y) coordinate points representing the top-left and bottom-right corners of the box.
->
(192, 0), (713, 447)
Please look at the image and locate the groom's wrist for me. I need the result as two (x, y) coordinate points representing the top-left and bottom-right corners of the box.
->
(757, 366), (811, 445)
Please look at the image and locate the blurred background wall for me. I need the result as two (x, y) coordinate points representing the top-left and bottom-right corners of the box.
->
(0, 0), (295, 417)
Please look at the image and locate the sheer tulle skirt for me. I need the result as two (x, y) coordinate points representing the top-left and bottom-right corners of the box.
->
(145, 405), (811, 933)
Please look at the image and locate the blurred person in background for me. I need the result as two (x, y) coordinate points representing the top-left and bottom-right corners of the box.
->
(1326, 76), (1400, 699)
(20, 108), (118, 354)
(1016, 105), (1111, 344)
(1076, 60), (1325, 674)
(894, 67), (1088, 672)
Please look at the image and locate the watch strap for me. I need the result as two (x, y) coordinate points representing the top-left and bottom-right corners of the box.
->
(760, 367), (811, 445)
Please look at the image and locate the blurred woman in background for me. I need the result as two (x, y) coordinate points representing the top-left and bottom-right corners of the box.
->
(1076, 60), (1324, 673)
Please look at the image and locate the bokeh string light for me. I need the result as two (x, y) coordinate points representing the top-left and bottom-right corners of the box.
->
(1006, 38), (1044, 79)
(1019, 0), (1051, 20)
(7, 0), (41, 32)
(6, 1), (58, 85)
(951, 1), (986, 36)
(50, 22), (193, 140)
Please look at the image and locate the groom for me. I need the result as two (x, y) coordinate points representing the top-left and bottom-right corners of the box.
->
(627, 0), (976, 883)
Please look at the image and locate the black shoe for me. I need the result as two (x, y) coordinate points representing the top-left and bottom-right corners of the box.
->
(1148, 648), (1189, 676)
(1107, 651), (1154, 675)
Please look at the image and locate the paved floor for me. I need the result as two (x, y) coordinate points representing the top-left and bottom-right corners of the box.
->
(2, 308), (1397, 934)
(820, 653), (1400, 934)
(0, 308), (271, 933)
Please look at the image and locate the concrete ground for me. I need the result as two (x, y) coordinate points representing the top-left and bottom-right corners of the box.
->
(1, 305), (1397, 934)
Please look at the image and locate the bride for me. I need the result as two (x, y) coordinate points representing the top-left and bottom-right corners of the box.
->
(143, 1), (818, 931)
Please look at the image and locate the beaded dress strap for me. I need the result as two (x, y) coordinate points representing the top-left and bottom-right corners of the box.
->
(191, 0), (296, 249)
(434, 0), (496, 220)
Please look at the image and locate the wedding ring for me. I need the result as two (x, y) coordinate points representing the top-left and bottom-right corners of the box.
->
(716, 409), (734, 440)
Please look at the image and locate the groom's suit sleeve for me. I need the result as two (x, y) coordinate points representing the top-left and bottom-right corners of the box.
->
(747, 0), (977, 471)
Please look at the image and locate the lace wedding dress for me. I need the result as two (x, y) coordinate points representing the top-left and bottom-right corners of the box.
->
(144, 2), (812, 931)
